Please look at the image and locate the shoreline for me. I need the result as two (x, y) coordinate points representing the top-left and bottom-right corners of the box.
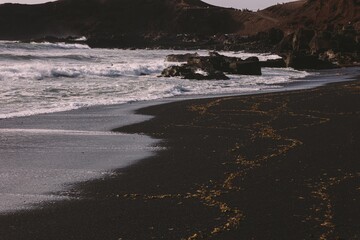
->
(0, 100), (161, 213)
(1, 66), (358, 122)
(0, 76), (359, 239)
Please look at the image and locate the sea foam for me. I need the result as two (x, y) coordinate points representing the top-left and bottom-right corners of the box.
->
(0, 43), (311, 119)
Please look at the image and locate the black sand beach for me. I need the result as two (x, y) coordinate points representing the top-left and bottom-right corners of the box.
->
(0, 79), (359, 239)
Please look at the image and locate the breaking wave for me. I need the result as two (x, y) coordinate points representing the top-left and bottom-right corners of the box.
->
(0, 62), (168, 81)
(0, 42), (314, 119)
(29, 42), (91, 49)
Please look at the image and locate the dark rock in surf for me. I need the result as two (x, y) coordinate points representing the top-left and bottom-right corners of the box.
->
(227, 57), (262, 75)
(162, 51), (262, 80)
(187, 52), (262, 75)
(260, 58), (286, 68)
(160, 65), (229, 80)
(285, 53), (337, 70)
(166, 53), (200, 62)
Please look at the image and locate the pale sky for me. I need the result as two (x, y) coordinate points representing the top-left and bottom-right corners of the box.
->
(0, 0), (295, 10)
(203, 0), (295, 10)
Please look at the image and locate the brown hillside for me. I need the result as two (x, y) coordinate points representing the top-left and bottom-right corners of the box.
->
(258, 0), (360, 33)
(239, 0), (360, 36)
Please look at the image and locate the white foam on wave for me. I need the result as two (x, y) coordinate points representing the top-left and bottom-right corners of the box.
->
(0, 103), (82, 119)
(30, 41), (91, 49)
(164, 51), (282, 62)
(219, 51), (282, 61)
(0, 69), (310, 119)
(0, 45), (312, 119)
(0, 40), (90, 50)
(0, 40), (20, 44)
(0, 58), (168, 81)
(74, 36), (87, 41)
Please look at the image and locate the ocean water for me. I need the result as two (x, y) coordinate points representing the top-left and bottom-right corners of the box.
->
(0, 41), (317, 213)
(0, 41), (311, 119)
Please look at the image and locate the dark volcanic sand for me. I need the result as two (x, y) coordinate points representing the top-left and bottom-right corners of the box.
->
(0, 80), (359, 240)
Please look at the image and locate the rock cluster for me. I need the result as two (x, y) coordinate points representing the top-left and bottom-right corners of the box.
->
(161, 52), (263, 80)
(165, 53), (200, 62)
(161, 52), (287, 80)
(161, 65), (229, 80)
(276, 24), (359, 69)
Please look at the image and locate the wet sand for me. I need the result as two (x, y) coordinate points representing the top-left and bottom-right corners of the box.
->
(0, 79), (359, 239)
(0, 103), (159, 213)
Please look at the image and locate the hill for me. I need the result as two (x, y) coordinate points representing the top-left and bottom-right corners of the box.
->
(262, 0), (360, 31)
(0, 0), (242, 43)
(0, 0), (359, 57)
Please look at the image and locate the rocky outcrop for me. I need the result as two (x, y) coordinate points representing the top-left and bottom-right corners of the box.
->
(260, 59), (286, 68)
(276, 23), (359, 69)
(264, 0), (360, 69)
(161, 51), (303, 80)
(166, 53), (199, 62)
(284, 53), (337, 70)
(161, 52), (262, 80)
(187, 52), (262, 75)
(161, 65), (229, 80)
(227, 58), (262, 75)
